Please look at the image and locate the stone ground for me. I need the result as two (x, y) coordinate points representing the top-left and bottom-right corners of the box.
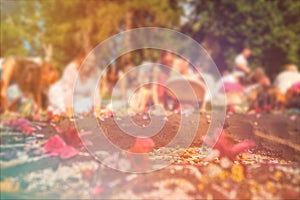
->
(0, 113), (299, 199)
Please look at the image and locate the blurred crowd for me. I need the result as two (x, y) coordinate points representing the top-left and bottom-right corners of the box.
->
(1, 48), (300, 116)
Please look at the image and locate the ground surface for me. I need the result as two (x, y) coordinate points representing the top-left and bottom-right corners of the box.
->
(1, 113), (299, 199)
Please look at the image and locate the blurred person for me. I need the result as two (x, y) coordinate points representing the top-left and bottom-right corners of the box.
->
(275, 64), (300, 109)
(105, 60), (139, 114)
(105, 64), (119, 95)
(48, 54), (84, 114)
(128, 84), (152, 113)
(248, 85), (286, 113)
(1, 57), (58, 113)
(234, 48), (251, 77)
(249, 68), (270, 86)
(74, 54), (101, 114)
(152, 51), (175, 108)
(214, 70), (240, 94)
(216, 71), (245, 106)
(171, 57), (189, 77)
(48, 53), (101, 115)
(247, 68), (285, 112)
(274, 64), (300, 94)
(244, 68), (271, 95)
(119, 61), (138, 101)
(192, 65), (216, 111)
(285, 81), (300, 109)
(128, 61), (155, 113)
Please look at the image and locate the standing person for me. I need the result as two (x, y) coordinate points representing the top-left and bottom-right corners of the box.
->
(127, 61), (154, 113)
(152, 51), (175, 108)
(234, 48), (252, 77)
(119, 61), (138, 101)
(105, 64), (119, 96)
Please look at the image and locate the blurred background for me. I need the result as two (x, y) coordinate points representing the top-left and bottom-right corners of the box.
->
(1, 0), (299, 79)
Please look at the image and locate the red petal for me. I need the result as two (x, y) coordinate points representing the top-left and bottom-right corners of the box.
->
(64, 127), (82, 147)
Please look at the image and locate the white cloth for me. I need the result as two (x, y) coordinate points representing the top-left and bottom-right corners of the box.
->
(48, 80), (65, 112)
(234, 54), (248, 76)
(48, 62), (78, 112)
(48, 62), (100, 113)
(201, 72), (215, 101)
(73, 77), (99, 113)
(274, 71), (300, 94)
(7, 84), (22, 100)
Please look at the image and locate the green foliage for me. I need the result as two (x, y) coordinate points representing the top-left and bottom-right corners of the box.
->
(1, 0), (182, 69)
(1, 0), (299, 77)
(1, 0), (43, 57)
(184, 0), (300, 76)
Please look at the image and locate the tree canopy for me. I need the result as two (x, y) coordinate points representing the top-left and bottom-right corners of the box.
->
(1, 0), (299, 76)
(182, 0), (300, 76)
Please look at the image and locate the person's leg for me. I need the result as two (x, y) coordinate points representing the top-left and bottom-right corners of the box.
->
(1, 58), (16, 112)
(139, 88), (151, 112)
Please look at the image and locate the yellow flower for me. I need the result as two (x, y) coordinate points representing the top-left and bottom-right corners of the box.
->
(231, 164), (244, 182)
(251, 181), (261, 192)
(218, 171), (230, 181)
(0, 179), (19, 193)
(241, 153), (248, 159)
(274, 171), (282, 181)
(266, 181), (276, 193)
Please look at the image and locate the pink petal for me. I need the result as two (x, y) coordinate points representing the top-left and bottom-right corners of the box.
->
(44, 135), (66, 154)
(231, 140), (255, 156)
(92, 185), (105, 195)
(204, 129), (255, 160)
(56, 127), (64, 134)
(59, 145), (78, 159)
